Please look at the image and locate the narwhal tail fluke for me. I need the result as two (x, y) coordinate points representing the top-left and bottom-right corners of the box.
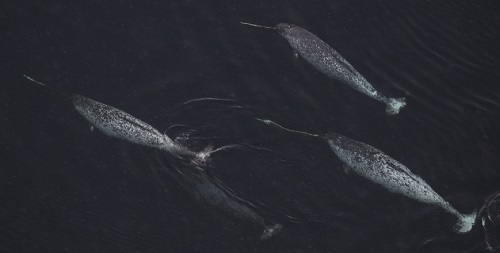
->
(453, 212), (477, 233)
(260, 223), (283, 240)
(385, 97), (406, 115)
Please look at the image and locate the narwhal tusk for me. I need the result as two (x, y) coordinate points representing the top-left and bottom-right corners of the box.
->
(240, 22), (275, 30)
(255, 118), (322, 138)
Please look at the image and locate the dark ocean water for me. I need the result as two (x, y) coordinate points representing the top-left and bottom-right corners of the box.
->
(1, 0), (500, 252)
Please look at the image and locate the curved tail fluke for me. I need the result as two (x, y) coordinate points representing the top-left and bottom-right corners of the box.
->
(260, 223), (283, 240)
(385, 97), (407, 115)
(453, 212), (477, 233)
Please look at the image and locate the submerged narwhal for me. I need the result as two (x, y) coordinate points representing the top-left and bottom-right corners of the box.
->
(150, 152), (283, 240)
(257, 118), (476, 233)
(241, 22), (406, 115)
(24, 75), (206, 161)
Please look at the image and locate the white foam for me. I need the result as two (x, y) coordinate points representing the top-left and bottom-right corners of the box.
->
(386, 97), (407, 115)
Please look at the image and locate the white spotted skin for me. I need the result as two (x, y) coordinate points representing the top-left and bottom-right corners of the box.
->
(71, 95), (189, 155)
(276, 23), (406, 114)
(326, 133), (475, 232)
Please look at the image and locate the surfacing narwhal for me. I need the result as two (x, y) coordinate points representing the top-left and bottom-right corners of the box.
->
(257, 118), (476, 233)
(23, 75), (209, 163)
(241, 22), (406, 115)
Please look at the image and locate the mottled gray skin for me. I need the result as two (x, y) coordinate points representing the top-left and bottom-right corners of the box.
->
(326, 132), (475, 233)
(276, 23), (405, 114)
(71, 95), (193, 156)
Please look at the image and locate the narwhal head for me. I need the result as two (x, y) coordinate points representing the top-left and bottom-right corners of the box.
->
(325, 132), (341, 142)
(325, 132), (348, 148)
(275, 23), (296, 37)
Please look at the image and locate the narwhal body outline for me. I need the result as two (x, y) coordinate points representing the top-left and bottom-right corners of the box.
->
(24, 75), (197, 158)
(241, 22), (406, 115)
(155, 157), (283, 241)
(256, 118), (476, 233)
(325, 132), (476, 233)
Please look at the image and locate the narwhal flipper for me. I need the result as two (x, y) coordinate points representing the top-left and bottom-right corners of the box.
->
(342, 164), (352, 174)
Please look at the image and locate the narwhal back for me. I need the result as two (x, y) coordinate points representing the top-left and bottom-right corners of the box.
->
(277, 24), (360, 86)
(70, 94), (172, 149)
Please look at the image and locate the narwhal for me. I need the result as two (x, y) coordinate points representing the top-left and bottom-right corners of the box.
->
(151, 154), (283, 240)
(23, 75), (208, 162)
(241, 22), (406, 115)
(256, 118), (476, 233)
